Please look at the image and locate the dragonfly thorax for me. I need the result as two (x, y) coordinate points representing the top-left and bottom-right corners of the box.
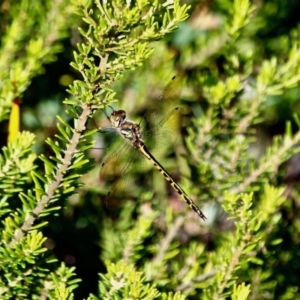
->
(120, 121), (144, 148)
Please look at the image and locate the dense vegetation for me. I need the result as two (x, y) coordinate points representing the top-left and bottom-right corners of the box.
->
(1, 0), (300, 299)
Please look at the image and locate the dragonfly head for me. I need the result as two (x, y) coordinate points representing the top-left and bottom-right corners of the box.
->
(109, 110), (126, 128)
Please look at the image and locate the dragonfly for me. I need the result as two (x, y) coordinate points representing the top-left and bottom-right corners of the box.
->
(100, 76), (206, 221)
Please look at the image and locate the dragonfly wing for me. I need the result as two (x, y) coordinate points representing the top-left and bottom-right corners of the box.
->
(144, 106), (183, 159)
(140, 75), (183, 129)
(100, 139), (129, 183)
(100, 138), (150, 197)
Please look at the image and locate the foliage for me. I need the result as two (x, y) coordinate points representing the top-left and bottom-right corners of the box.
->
(1, 0), (300, 299)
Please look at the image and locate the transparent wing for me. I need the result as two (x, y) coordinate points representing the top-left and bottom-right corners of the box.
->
(144, 106), (183, 160)
(100, 138), (150, 197)
(140, 75), (183, 130)
(100, 139), (131, 184)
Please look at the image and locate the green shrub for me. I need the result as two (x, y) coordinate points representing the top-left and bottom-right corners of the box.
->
(1, 0), (300, 299)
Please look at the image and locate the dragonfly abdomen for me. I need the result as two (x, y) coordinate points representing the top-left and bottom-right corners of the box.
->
(139, 145), (206, 221)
